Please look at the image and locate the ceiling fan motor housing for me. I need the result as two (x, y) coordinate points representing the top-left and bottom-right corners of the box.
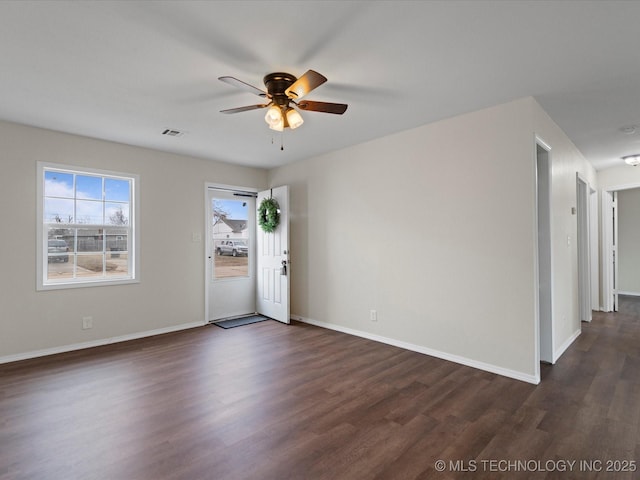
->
(264, 72), (297, 107)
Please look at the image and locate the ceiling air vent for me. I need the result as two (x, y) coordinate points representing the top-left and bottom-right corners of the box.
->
(162, 128), (185, 137)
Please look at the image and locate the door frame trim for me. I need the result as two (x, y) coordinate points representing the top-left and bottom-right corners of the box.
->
(589, 186), (599, 311)
(204, 182), (258, 324)
(534, 135), (553, 382)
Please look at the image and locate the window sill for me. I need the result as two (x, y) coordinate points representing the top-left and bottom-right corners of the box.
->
(37, 278), (140, 291)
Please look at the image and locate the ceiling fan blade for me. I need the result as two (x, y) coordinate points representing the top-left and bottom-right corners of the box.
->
(297, 100), (348, 114)
(220, 104), (269, 114)
(285, 70), (327, 99)
(219, 76), (268, 97)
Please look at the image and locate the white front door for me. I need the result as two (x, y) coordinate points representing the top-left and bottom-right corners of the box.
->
(256, 186), (290, 324)
(207, 188), (256, 321)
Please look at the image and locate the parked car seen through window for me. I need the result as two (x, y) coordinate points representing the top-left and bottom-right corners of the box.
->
(48, 239), (69, 263)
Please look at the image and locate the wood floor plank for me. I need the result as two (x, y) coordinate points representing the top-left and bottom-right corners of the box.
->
(1, 296), (640, 479)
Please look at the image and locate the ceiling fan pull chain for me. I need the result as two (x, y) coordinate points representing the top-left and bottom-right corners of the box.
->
(281, 132), (284, 151)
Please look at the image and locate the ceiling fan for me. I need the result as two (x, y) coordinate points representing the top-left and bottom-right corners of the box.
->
(218, 70), (348, 131)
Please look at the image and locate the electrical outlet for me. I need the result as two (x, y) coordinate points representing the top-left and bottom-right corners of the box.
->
(370, 310), (377, 322)
(82, 316), (93, 330)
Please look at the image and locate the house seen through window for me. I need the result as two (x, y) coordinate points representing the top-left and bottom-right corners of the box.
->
(212, 198), (249, 279)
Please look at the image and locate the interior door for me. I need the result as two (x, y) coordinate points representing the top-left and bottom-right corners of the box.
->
(576, 176), (591, 322)
(207, 188), (256, 321)
(613, 191), (619, 312)
(256, 186), (290, 324)
(602, 190), (615, 312)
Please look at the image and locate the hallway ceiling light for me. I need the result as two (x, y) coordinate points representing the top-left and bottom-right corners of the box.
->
(622, 154), (640, 166)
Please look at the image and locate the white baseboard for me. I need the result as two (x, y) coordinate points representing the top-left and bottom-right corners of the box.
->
(552, 328), (581, 364)
(0, 321), (204, 365)
(291, 315), (539, 385)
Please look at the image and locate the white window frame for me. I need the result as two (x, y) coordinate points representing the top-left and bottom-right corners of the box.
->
(36, 162), (140, 290)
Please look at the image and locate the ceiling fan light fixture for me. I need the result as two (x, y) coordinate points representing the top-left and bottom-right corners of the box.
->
(286, 108), (304, 129)
(265, 105), (283, 128)
(622, 154), (640, 166)
(220, 70), (347, 135)
(269, 120), (284, 132)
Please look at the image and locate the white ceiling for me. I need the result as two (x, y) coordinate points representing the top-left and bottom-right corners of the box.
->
(1, 0), (640, 171)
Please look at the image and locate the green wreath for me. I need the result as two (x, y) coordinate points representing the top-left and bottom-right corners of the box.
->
(258, 197), (280, 233)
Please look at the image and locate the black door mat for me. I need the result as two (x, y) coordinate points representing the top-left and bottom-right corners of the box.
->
(214, 315), (269, 329)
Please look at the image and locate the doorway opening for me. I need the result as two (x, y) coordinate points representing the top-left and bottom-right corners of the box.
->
(536, 141), (553, 366)
(205, 184), (291, 325)
(602, 184), (640, 312)
(206, 186), (256, 322)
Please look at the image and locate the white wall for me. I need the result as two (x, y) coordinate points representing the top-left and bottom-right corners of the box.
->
(532, 103), (597, 360)
(1, 96), (596, 381)
(0, 120), (266, 360)
(598, 165), (640, 189)
(269, 97), (595, 382)
(616, 188), (640, 295)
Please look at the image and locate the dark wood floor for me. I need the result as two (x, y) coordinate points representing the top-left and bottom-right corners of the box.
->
(1, 298), (639, 480)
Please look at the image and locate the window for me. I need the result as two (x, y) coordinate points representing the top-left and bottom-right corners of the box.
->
(37, 163), (139, 289)
(212, 197), (250, 279)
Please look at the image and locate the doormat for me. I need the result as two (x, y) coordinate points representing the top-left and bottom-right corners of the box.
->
(214, 315), (269, 329)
